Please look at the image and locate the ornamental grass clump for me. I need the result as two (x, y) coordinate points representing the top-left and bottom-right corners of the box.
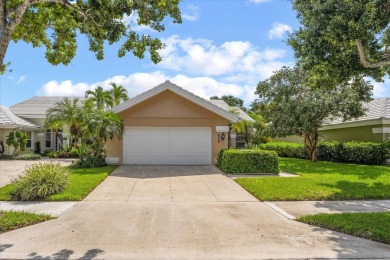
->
(12, 163), (70, 200)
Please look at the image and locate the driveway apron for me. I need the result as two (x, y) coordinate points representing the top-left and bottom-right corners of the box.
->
(0, 165), (389, 259)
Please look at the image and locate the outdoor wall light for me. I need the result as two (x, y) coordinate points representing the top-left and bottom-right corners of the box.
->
(221, 133), (225, 141)
(109, 133), (114, 140)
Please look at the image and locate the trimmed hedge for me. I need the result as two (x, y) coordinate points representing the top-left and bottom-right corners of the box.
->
(218, 149), (279, 174)
(258, 142), (308, 159)
(259, 141), (389, 165)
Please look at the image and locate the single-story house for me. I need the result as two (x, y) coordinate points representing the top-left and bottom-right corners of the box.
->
(1, 81), (250, 165)
(274, 97), (390, 143)
(0, 97), (81, 155)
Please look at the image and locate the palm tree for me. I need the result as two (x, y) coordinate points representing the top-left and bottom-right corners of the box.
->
(85, 86), (113, 110)
(80, 104), (123, 159)
(46, 98), (83, 146)
(110, 82), (129, 106)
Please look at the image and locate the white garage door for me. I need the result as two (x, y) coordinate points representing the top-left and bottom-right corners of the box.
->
(123, 127), (212, 165)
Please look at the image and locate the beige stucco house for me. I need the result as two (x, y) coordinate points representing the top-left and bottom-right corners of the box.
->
(105, 81), (240, 165)
(0, 97), (77, 155)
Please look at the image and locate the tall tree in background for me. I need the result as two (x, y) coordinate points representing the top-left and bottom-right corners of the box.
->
(289, 0), (390, 86)
(85, 86), (113, 110)
(256, 66), (373, 162)
(0, 0), (182, 73)
(210, 95), (246, 111)
(110, 82), (129, 106)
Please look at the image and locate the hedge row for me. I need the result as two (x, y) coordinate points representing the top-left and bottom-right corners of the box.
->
(218, 149), (279, 174)
(258, 141), (390, 165)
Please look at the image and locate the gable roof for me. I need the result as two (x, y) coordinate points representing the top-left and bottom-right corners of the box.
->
(10, 96), (85, 118)
(111, 81), (240, 123)
(208, 99), (254, 122)
(322, 98), (390, 129)
(0, 106), (40, 129)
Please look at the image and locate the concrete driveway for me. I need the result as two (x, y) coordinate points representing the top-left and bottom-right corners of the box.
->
(1, 165), (389, 259)
(0, 159), (72, 187)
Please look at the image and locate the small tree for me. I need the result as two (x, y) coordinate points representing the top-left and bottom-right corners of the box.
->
(256, 66), (373, 162)
(6, 130), (27, 156)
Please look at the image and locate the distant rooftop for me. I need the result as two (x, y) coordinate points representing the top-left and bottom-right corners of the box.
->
(209, 99), (253, 122)
(10, 96), (84, 118)
(0, 105), (40, 129)
(326, 98), (390, 125)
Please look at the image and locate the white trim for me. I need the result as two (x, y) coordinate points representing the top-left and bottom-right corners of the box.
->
(216, 126), (230, 133)
(372, 127), (390, 134)
(105, 157), (119, 164)
(321, 118), (390, 130)
(111, 81), (240, 123)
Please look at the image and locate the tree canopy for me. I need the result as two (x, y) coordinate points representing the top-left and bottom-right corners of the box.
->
(289, 0), (390, 84)
(256, 66), (373, 161)
(0, 0), (182, 73)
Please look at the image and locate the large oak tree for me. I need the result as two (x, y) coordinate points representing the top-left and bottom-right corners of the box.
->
(0, 0), (182, 73)
(289, 0), (390, 85)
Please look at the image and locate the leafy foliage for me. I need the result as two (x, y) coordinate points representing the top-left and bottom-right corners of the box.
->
(218, 149), (279, 174)
(5, 130), (27, 156)
(289, 0), (390, 84)
(256, 66), (373, 161)
(110, 82), (129, 106)
(14, 152), (42, 160)
(12, 162), (70, 200)
(1, 0), (182, 73)
(260, 141), (389, 165)
(85, 86), (114, 110)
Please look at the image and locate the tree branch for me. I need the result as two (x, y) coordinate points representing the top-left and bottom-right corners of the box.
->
(355, 39), (390, 68)
(29, 0), (86, 18)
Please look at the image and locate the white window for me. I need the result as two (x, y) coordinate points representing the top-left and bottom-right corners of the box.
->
(24, 131), (32, 149)
(45, 130), (52, 148)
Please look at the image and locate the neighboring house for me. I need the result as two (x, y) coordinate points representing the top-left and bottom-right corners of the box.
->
(274, 98), (390, 143)
(106, 81), (243, 165)
(0, 97), (82, 155)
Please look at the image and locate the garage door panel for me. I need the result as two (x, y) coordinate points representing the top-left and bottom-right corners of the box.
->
(123, 127), (211, 165)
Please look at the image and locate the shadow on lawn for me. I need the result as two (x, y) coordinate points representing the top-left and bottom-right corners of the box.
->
(319, 180), (390, 200)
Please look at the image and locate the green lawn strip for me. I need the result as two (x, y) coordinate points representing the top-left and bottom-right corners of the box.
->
(0, 166), (116, 201)
(235, 158), (390, 201)
(297, 212), (390, 245)
(0, 210), (54, 233)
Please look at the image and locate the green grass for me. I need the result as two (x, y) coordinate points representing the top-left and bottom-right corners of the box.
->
(235, 158), (390, 201)
(0, 211), (54, 233)
(298, 212), (390, 245)
(0, 166), (116, 201)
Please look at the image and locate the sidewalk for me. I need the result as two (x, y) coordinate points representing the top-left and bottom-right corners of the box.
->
(0, 201), (77, 217)
(265, 200), (390, 219)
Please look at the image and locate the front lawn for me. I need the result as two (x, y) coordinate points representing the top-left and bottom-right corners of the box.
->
(0, 166), (116, 201)
(0, 211), (53, 233)
(298, 212), (390, 245)
(235, 158), (390, 201)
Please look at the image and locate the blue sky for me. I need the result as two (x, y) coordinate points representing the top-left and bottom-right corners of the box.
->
(1, 0), (389, 107)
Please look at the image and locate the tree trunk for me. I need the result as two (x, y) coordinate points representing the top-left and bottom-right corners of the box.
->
(303, 131), (318, 162)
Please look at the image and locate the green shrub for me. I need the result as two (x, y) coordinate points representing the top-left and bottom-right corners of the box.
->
(12, 163), (70, 200)
(340, 142), (386, 165)
(70, 147), (78, 157)
(318, 141), (343, 162)
(72, 156), (106, 168)
(219, 149), (279, 174)
(15, 152), (41, 160)
(258, 142), (308, 159)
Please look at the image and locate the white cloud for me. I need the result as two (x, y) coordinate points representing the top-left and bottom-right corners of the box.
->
(16, 75), (26, 84)
(158, 35), (291, 84)
(36, 72), (257, 106)
(268, 22), (293, 39)
(372, 80), (388, 97)
(182, 4), (200, 22)
(248, 0), (271, 4)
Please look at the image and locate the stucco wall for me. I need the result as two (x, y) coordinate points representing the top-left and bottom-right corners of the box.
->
(106, 90), (230, 164)
(271, 124), (388, 143)
(319, 124), (388, 142)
